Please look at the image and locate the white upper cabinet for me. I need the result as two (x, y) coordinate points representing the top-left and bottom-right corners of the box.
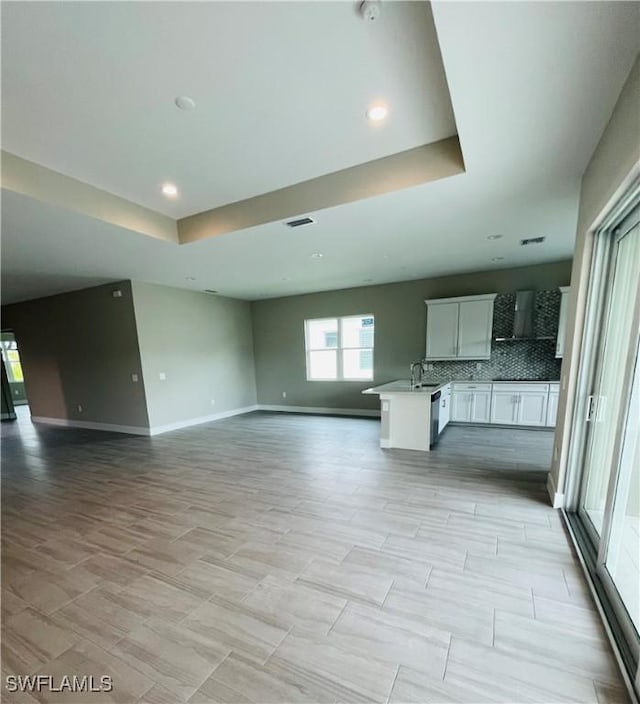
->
(425, 302), (459, 359)
(556, 286), (570, 358)
(425, 294), (497, 361)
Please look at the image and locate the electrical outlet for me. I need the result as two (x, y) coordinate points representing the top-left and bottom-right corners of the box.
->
(210, 399), (216, 406)
(476, 362), (482, 370)
(427, 363), (434, 371)
(131, 373), (139, 382)
(159, 372), (166, 381)
(282, 391), (287, 399)
(77, 404), (83, 413)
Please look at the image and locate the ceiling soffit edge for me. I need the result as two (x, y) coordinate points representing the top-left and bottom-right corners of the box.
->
(177, 136), (464, 244)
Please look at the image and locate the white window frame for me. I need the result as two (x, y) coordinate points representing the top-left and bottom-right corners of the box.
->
(1, 340), (23, 384)
(304, 314), (375, 382)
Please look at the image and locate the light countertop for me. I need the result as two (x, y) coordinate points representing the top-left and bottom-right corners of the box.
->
(362, 378), (560, 395)
(362, 380), (449, 395)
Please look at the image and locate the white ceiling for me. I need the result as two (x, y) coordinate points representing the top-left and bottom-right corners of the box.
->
(2, 1), (639, 305)
(1, 0), (455, 218)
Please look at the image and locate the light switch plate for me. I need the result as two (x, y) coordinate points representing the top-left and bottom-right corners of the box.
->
(131, 373), (138, 382)
(159, 372), (166, 381)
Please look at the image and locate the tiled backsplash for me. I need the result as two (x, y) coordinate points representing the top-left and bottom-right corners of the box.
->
(424, 290), (563, 382)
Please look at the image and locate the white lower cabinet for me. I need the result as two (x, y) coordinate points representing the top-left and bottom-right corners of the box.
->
(438, 384), (451, 433)
(518, 391), (548, 426)
(490, 384), (549, 426)
(490, 391), (519, 424)
(451, 384), (492, 423)
(547, 391), (559, 426)
(452, 382), (556, 427)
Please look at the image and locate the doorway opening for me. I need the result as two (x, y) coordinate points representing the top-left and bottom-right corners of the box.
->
(1, 332), (29, 421)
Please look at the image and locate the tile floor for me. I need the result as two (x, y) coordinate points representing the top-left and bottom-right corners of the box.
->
(1, 411), (630, 703)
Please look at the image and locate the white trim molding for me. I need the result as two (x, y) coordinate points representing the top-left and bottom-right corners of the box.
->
(31, 405), (261, 437)
(546, 471), (564, 509)
(257, 404), (380, 418)
(424, 292), (498, 306)
(31, 416), (150, 436)
(148, 405), (259, 436)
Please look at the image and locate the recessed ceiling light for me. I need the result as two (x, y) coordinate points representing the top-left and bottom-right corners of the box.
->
(162, 183), (178, 197)
(491, 257), (504, 262)
(366, 104), (388, 122)
(487, 234), (503, 240)
(175, 96), (196, 111)
(311, 253), (324, 259)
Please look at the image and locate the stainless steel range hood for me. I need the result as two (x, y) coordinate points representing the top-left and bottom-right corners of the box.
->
(495, 290), (548, 341)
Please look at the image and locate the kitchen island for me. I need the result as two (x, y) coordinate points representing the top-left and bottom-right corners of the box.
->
(363, 378), (561, 451)
(362, 380), (450, 451)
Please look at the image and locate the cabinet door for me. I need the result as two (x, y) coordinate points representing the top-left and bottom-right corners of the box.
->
(426, 303), (459, 359)
(518, 391), (548, 426)
(546, 393), (559, 426)
(470, 391), (492, 423)
(491, 391), (519, 424)
(556, 290), (569, 358)
(438, 395), (449, 432)
(457, 300), (494, 359)
(451, 391), (471, 422)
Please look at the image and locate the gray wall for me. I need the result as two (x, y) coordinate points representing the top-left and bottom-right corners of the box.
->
(251, 260), (572, 410)
(1, 281), (150, 428)
(552, 54), (640, 494)
(131, 282), (257, 429)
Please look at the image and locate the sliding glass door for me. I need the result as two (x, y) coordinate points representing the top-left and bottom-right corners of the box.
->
(603, 335), (640, 635)
(573, 205), (640, 673)
(579, 219), (640, 539)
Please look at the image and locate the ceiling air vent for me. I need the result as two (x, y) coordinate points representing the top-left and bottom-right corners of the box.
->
(285, 217), (316, 228)
(520, 236), (546, 246)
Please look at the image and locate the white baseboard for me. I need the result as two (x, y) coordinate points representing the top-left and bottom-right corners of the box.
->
(257, 404), (380, 418)
(31, 416), (150, 435)
(546, 471), (564, 509)
(31, 405), (260, 437)
(148, 405), (259, 436)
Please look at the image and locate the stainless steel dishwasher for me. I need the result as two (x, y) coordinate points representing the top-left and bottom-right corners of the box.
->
(430, 390), (441, 447)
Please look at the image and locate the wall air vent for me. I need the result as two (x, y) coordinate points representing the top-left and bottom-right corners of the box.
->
(285, 217), (316, 228)
(204, 289), (218, 294)
(520, 236), (546, 246)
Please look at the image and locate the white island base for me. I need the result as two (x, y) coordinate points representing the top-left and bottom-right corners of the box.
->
(363, 380), (447, 452)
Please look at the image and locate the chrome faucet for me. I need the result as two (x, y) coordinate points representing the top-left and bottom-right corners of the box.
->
(410, 361), (423, 389)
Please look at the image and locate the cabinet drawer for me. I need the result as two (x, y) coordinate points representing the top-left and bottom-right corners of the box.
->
(452, 382), (492, 392)
(492, 383), (550, 394)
